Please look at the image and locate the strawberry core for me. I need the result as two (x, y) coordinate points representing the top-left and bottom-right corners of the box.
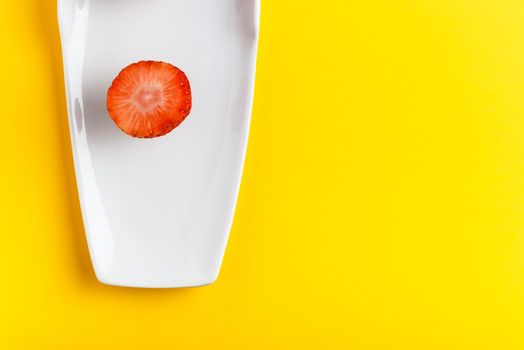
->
(133, 87), (162, 112)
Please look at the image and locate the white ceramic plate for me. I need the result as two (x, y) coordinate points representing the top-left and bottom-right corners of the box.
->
(58, 0), (260, 288)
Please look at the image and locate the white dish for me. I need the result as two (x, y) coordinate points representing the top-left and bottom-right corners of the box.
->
(58, 0), (260, 288)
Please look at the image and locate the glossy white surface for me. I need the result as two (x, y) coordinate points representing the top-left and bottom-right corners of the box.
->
(58, 0), (260, 288)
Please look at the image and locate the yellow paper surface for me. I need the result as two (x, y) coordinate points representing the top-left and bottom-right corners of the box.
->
(2, 1), (524, 348)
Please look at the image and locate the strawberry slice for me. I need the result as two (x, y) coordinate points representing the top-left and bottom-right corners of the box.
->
(107, 60), (192, 138)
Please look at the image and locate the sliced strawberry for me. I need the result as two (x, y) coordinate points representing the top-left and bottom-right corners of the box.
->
(107, 60), (192, 138)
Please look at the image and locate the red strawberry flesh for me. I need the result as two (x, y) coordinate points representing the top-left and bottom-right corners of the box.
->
(107, 60), (192, 138)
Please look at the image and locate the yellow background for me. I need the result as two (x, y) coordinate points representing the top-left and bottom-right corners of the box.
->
(2, 0), (524, 348)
